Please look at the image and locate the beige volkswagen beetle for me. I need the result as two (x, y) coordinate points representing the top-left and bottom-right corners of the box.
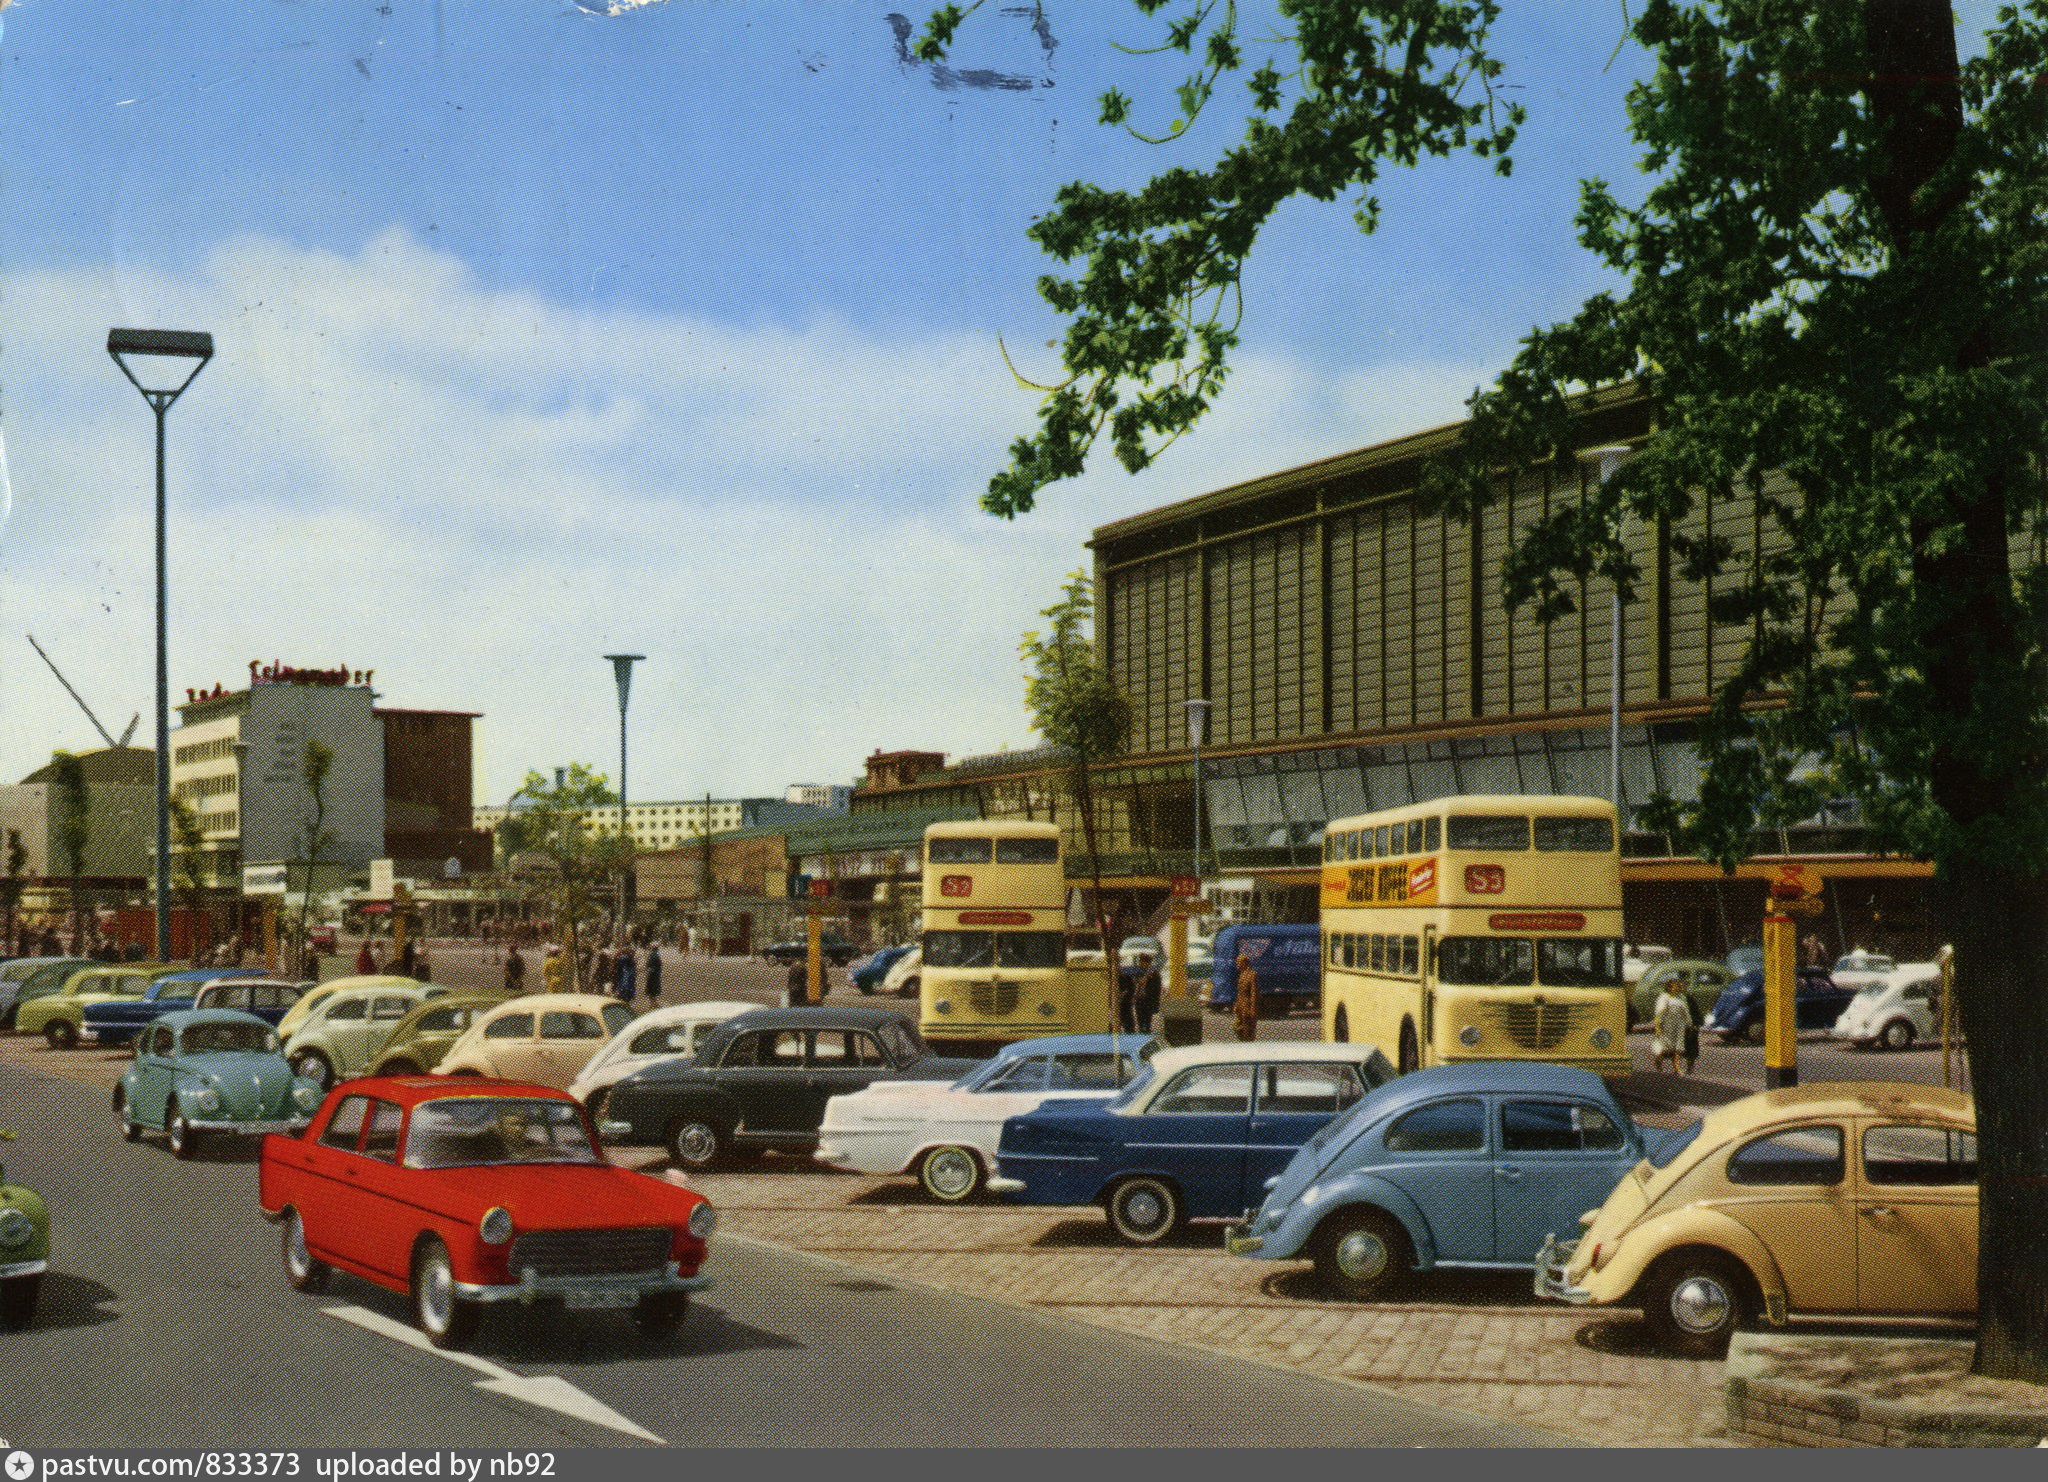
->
(1536, 1082), (1975, 1355)
(433, 993), (635, 1089)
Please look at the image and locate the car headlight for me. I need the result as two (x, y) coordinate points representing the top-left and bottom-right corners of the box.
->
(1590, 1027), (1613, 1050)
(0, 1207), (32, 1247)
(293, 1084), (320, 1109)
(479, 1207), (513, 1245)
(1036, 1001), (1057, 1017)
(688, 1201), (717, 1239)
(1458, 1024), (1481, 1047)
(934, 998), (953, 1015)
(194, 1087), (221, 1112)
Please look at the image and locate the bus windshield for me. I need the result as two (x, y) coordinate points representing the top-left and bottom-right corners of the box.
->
(924, 930), (1066, 969)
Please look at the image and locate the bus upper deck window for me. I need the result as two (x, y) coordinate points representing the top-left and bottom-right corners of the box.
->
(1424, 817), (1440, 851)
(1446, 815), (1530, 851)
(928, 838), (993, 864)
(1533, 816), (1614, 852)
(1406, 819), (1425, 854)
(995, 837), (1060, 864)
(1344, 830), (1359, 861)
(1375, 825), (1390, 857)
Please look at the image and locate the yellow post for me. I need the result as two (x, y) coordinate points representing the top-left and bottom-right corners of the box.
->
(1167, 904), (1188, 999)
(1763, 911), (1797, 1089)
(392, 882), (411, 965)
(806, 908), (823, 1005)
(1938, 943), (1958, 1090)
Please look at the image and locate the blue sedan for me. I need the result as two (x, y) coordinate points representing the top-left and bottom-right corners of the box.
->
(1225, 1062), (1672, 1298)
(986, 1041), (1396, 1245)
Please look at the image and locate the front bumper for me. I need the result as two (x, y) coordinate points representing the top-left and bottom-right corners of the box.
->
(1223, 1221), (1264, 1257)
(0, 1257), (49, 1280)
(597, 1119), (638, 1143)
(186, 1116), (312, 1134)
(1533, 1234), (1592, 1304)
(985, 1175), (1023, 1194)
(452, 1262), (714, 1306)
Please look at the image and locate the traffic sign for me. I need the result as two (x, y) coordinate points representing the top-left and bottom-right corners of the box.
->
(1170, 875), (1201, 898)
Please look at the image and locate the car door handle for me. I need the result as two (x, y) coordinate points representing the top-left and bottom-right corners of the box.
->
(1496, 1166), (1523, 1182)
(1862, 1205), (1894, 1219)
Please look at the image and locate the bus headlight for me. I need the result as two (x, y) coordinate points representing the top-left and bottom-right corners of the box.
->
(934, 998), (953, 1015)
(1037, 1001), (1057, 1017)
(1590, 1027), (1614, 1050)
(1458, 1025), (1481, 1047)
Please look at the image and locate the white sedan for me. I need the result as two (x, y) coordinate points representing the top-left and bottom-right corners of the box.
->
(567, 999), (756, 1117)
(814, 1032), (1156, 1202)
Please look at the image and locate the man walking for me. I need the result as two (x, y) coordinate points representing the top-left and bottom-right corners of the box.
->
(504, 944), (526, 995)
(614, 944), (637, 1006)
(643, 942), (663, 1006)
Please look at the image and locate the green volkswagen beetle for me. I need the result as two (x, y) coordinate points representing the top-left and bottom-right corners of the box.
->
(113, 1009), (324, 1159)
(0, 1129), (49, 1330)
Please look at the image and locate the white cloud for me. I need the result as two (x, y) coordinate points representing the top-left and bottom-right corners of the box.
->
(0, 229), (1491, 804)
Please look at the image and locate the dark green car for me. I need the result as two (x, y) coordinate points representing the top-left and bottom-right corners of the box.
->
(0, 1129), (49, 1330)
(1628, 959), (1735, 1027)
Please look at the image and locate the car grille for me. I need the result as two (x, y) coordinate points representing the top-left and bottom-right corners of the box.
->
(508, 1226), (672, 1278)
(1480, 999), (1588, 1052)
(968, 979), (1022, 1017)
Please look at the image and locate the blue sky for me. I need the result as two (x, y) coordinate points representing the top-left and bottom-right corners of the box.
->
(0, 0), (2008, 807)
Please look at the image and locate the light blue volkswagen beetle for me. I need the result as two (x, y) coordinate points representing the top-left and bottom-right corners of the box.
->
(1225, 1062), (1677, 1299)
(113, 1009), (325, 1159)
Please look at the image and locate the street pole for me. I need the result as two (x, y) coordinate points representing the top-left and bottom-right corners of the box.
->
(604, 654), (644, 938)
(1579, 447), (1633, 819)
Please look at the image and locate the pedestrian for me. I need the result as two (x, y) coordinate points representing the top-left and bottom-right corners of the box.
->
(300, 945), (320, 983)
(1133, 953), (1162, 1035)
(1233, 953), (1260, 1042)
(786, 955), (809, 1007)
(415, 944), (433, 983)
(1116, 956), (1139, 1034)
(1652, 979), (1692, 1075)
(542, 943), (566, 994)
(1801, 932), (1828, 969)
(593, 946), (613, 998)
(643, 942), (663, 1007)
(397, 938), (417, 979)
(504, 944), (527, 995)
(355, 939), (376, 976)
(615, 944), (637, 1005)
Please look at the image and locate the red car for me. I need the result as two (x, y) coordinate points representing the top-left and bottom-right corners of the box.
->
(258, 1076), (714, 1349)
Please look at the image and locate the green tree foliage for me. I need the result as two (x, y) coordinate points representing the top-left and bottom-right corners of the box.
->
(499, 763), (627, 989)
(168, 798), (210, 964)
(948, 0), (2048, 1379)
(1021, 572), (1131, 969)
(50, 751), (89, 948)
(296, 741), (336, 967)
(920, 0), (1522, 517)
(1, 829), (26, 949)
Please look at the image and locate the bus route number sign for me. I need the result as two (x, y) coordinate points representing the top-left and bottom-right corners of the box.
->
(941, 875), (973, 897)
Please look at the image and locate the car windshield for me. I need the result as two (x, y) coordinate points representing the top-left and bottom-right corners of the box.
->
(180, 1022), (278, 1055)
(403, 1097), (602, 1169)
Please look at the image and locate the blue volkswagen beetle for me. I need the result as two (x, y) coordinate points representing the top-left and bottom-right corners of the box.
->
(986, 1041), (1396, 1245)
(113, 1009), (324, 1159)
(1225, 1062), (1673, 1299)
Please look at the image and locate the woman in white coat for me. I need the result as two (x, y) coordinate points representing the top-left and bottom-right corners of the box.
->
(1652, 982), (1693, 1075)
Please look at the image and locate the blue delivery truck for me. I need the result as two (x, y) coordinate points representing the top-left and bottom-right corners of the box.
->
(1207, 923), (1322, 1016)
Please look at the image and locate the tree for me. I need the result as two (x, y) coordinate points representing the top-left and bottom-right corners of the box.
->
(1020, 571), (1132, 1014)
(50, 751), (89, 951)
(296, 741), (336, 968)
(168, 798), (210, 965)
(498, 763), (625, 991)
(1421, 0), (2048, 1381)
(0, 829), (25, 953)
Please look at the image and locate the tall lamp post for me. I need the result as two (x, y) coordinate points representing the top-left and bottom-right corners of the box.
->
(108, 328), (214, 963)
(603, 654), (645, 934)
(1578, 446), (1634, 820)
(1183, 698), (1212, 880)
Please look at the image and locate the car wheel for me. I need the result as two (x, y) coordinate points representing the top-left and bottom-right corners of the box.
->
(855, 977), (874, 996)
(1398, 1021), (1420, 1076)
(114, 1087), (142, 1141)
(0, 1274), (42, 1332)
(1312, 1208), (1411, 1301)
(632, 1293), (689, 1338)
(281, 1207), (331, 1294)
(1879, 1018), (1915, 1052)
(897, 975), (920, 1000)
(666, 1118), (726, 1171)
(1642, 1252), (1753, 1358)
(167, 1110), (198, 1160)
(379, 1059), (422, 1077)
(1106, 1176), (1182, 1246)
(44, 1019), (77, 1051)
(411, 1236), (481, 1350)
(1332, 1007), (1350, 1044)
(918, 1145), (983, 1203)
(292, 1050), (334, 1091)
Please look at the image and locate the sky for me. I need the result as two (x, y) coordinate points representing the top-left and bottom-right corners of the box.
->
(0, 0), (2010, 808)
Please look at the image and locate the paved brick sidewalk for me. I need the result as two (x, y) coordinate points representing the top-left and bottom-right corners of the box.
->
(662, 1161), (1731, 1447)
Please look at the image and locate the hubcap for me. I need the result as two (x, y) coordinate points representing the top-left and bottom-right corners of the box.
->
(926, 1149), (974, 1198)
(1334, 1228), (1389, 1281)
(288, 1215), (310, 1276)
(1122, 1188), (1164, 1230)
(678, 1125), (717, 1163)
(1670, 1273), (1732, 1335)
(421, 1254), (454, 1330)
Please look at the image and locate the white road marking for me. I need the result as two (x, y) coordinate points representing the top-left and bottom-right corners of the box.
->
(324, 1305), (666, 1444)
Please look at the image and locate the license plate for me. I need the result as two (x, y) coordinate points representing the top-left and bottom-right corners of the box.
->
(563, 1288), (637, 1310)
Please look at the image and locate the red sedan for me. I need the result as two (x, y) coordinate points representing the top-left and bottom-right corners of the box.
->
(258, 1075), (714, 1349)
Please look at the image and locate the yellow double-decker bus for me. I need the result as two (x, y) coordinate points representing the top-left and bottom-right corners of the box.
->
(1320, 795), (1628, 1077)
(919, 820), (1112, 1051)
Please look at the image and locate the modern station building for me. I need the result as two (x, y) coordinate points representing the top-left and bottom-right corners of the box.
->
(854, 386), (1947, 960)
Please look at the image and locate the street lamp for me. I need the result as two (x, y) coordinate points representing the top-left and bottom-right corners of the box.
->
(108, 328), (214, 963)
(1184, 698), (1212, 880)
(603, 654), (645, 932)
(1578, 445), (1634, 820)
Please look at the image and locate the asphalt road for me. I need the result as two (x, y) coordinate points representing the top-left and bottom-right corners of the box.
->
(0, 1049), (1573, 1449)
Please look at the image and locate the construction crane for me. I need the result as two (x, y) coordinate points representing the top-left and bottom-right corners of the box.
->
(27, 634), (139, 750)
